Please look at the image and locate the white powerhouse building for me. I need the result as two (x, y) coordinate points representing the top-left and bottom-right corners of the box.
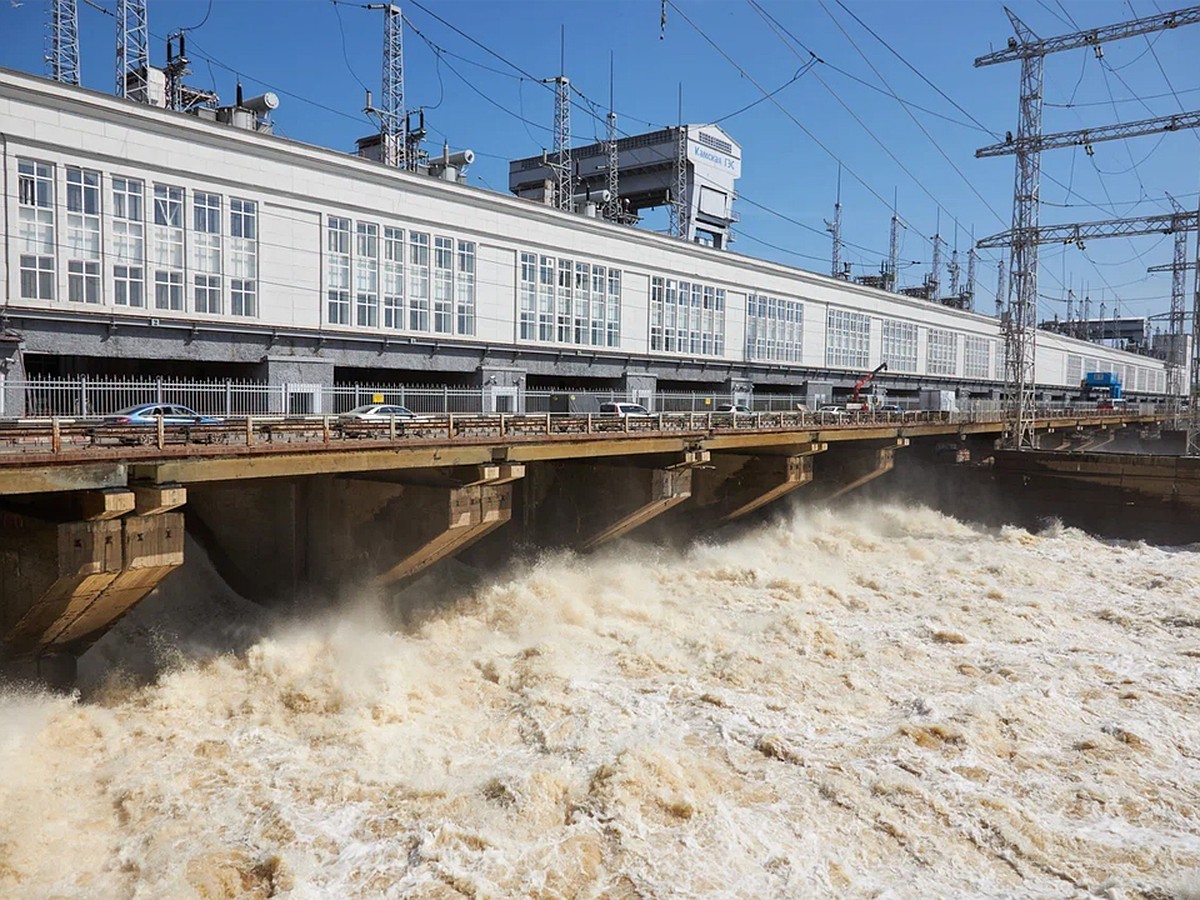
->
(0, 67), (1170, 413)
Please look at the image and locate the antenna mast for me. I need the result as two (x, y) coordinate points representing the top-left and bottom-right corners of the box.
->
(115, 0), (148, 103)
(884, 194), (902, 293)
(543, 26), (572, 210)
(966, 245), (977, 311)
(929, 212), (943, 302)
(604, 52), (622, 223)
(47, 0), (80, 85)
(670, 85), (688, 238)
(826, 165), (845, 279)
(364, 4), (408, 170)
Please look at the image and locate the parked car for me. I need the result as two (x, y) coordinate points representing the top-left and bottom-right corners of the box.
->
(817, 405), (847, 417)
(716, 403), (753, 414)
(104, 403), (221, 425)
(599, 402), (652, 417)
(339, 404), (418, 421)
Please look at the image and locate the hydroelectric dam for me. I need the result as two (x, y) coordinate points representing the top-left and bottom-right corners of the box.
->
(0, 406), (1184, 686)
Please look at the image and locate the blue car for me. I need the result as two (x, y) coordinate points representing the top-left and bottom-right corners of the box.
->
(104, 403), (222, 425)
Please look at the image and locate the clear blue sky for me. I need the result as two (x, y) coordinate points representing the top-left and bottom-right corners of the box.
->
(3, 0), (1199, 325)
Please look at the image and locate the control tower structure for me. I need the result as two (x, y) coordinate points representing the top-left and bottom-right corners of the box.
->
(509, 124), (741, 249)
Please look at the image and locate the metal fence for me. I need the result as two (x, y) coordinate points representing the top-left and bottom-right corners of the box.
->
(3, 375), (1167, 420)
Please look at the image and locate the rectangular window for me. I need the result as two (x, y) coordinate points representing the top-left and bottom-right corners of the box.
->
(574, 261), (591, 345)
(229, 199), (257, 317)
(192, 191), (222, 279)
(556, 259), (572, 343)
(650, 274), (723, 356)
(356, 222), (379, 328)
(590, 265), (605, 347)
(538, 255), (554, 341)
(152, 184), (185, 312)
(231, 279), (256, 317)
(433, 235), (454, 334)
(382, 226), (405, 329)
(154, 270), (184, 310)
(194, 273), (221, 314)
(112, 176), (146, 307)
(607, 268), (621, 347)
(746, 293), (803, 362)
(826, 308), (870, 369)
(326, 216), (351, 325)
(880, 319), (918, 373)
(68, 260), (100, 304)
(519, 251), (538, 340)
(456, 240), (476, 336)
(963, 335), (990, 379)
(927, 328), (959, 376)
(114, 264), (145, 308)
(65, 167), (101, 303)
(18, 159), (56, 300)
(408, 231), (430, 331)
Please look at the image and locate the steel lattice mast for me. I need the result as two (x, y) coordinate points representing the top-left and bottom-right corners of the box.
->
(116, 0), (148, 103)
(826, 167), (844, 279)
(929, 228), (944, 301)
(884, 203), (902, 293)
(966, 247), (978, 311)
(47, 0), (80, 86)
(603, 54), (622, 223)
(1190, 211), (1200, 455)
(995, 255), (1007, 317)
(1145, 201), (1192, 415)
(365, 4), (408, 170)
(669, 86), (688, 239)
(975, 5), (1200, 450)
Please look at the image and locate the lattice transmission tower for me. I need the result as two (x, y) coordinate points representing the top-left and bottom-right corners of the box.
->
(364, 4), (408, 170)
(975, 3), (1200, 450)
(47, 0), (80, 86)
(116, 0), (148, 102)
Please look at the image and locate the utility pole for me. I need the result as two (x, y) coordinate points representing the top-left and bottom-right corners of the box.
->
(115, 0), (148, 103)
(949, 247), (961, 299)
(975, 4), (1200, 450)
(1145, 197), (1192, 416)
(826, 165), (845, 280)
(47, 0), (80, 86)
(1066, 288), (1075, 327)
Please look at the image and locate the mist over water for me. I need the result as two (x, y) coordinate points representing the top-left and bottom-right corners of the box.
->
(2, 502), (1200, 898)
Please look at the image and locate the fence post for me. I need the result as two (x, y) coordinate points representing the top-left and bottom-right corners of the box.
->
(444, 384), (450, 413)
(156, 413), (164, 450)
(323, 416), (330, 444)
(155, 375), (163, 405)
(246, 416), (254, 446)
(389, 414), (397, 441)
(225, 378), (233, 417)
(51, 417), (61, 453)
(78, 374), (87, 417)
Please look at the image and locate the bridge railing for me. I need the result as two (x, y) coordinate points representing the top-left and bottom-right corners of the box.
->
(5, 376), (1170, 421)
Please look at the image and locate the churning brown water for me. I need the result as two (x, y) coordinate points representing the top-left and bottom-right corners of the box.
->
(2, 503), (1199, 898)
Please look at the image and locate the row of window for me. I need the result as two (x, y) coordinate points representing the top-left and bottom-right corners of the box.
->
(649, 276), (726, 356)
(17, 158), (258, 316)
(1068, 355), (1166, 394)
(520, 252), (621, 347)
(745, 294), (802, 362)
(325, 217), (476, 335)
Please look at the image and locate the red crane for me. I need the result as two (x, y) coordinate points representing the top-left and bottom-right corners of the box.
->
(851, 362), (888, 405)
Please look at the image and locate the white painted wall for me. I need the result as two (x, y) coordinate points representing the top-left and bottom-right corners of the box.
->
(0, 68), (1175, 393)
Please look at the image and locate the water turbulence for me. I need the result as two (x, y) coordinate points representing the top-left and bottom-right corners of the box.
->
(2, 503), (1199, 897)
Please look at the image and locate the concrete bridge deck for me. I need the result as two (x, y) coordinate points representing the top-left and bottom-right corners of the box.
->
(0, 408), (1165, 683)
(0, 409), (1158, 494)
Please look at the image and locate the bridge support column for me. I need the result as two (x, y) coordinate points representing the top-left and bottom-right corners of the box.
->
(300, 465), (524, 590)
(521, 453), (704, 549)
(692, 443), (826, 522)
(813, 438), (909, 500)
(0, 485), (185, 671)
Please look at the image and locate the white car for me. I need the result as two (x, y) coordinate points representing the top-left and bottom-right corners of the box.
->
(716, 403), (753, 414)
(599, 402), (652, 417)
(817, 405), (848, 417)
(340, 404), (418, 421)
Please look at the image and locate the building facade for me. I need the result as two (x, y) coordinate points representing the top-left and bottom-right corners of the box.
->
(0, 68), (1173, 413)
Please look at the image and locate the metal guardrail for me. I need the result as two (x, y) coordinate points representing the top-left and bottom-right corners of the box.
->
(0, 408), (1158, 458)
